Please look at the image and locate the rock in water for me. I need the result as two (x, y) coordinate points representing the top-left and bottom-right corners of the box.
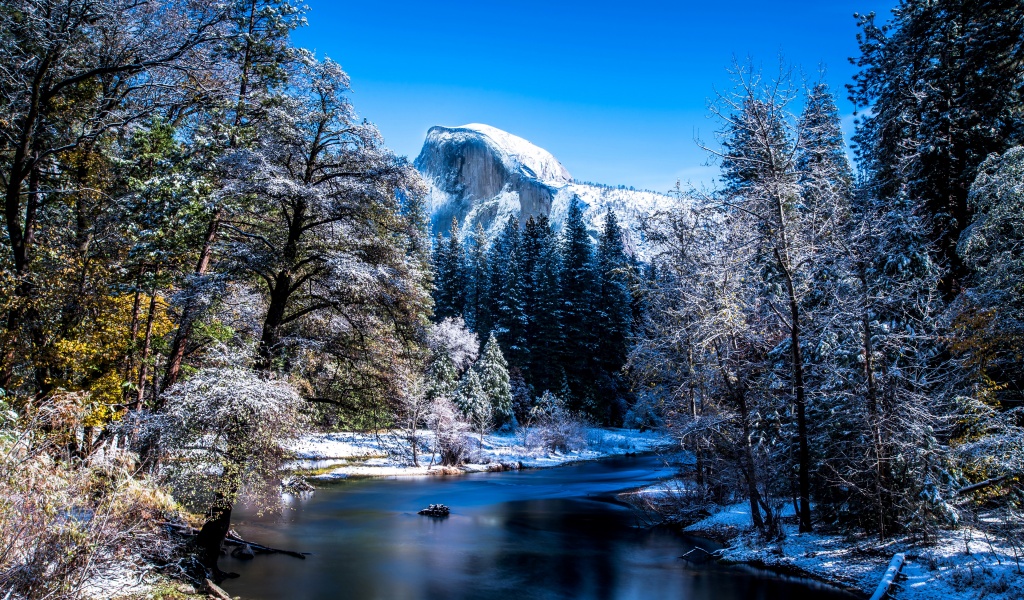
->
(418, 503), (450, 517)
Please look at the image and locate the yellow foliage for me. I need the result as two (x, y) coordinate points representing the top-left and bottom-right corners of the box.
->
(51, 293), (174, 425)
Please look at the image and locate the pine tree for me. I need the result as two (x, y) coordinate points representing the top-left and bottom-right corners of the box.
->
(559, 198), (598, 409)
(487, 217), (527, 367)
(465, 223), (491, 336)
(432, 217), (466, 321)
(478, 333), (513, 428)
(527, 216), (563, 394)
(594, 210), (633, 417)
(427, 352), (459, 403)
(850, 0), (1024, 293)
(456, 368), (490, 442)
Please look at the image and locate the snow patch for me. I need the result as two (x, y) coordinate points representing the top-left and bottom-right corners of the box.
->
(288, 427), (674, 479)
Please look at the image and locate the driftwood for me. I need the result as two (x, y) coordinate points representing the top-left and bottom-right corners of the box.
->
(868, 553), (906, 600)
(205, 579), (233, 600)
(225, 529), (308, 559)
(678, 546), (715, 565)
(158, 521), (308, 560)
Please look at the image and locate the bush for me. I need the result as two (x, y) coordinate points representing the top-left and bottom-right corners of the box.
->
(0, 396), (185, 600)
(527, 391), (587, 453)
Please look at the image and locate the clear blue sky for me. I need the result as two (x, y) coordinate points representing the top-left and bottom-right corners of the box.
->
(293, 1), (895, 192)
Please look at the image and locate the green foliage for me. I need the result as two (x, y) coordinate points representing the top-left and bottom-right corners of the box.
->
(478, 333), (513, 428)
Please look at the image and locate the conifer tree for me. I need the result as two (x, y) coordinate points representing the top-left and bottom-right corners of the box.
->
(559, 198), (598, 409)
(487, 217), (527, 367)
(478, 333), (513, 428)
(594, 210), (633, 413)
(850, 0), (1024, 293)
(465, 223), (491, 336)
(527, 217), (563, 393)
(432, 218), (466, 321)
(427, 352), (459, 403)
(457, 368), (490, 442)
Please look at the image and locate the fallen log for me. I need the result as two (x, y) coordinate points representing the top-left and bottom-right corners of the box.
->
(955, 475), (1008, 497)
(225, 530), (308, 560)
(205, 579), (232, 600)
(158, 521), (308, 560)
(868, 553), (906, 600)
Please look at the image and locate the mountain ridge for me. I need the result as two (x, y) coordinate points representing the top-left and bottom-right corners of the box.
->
(414, 123), (677, 255)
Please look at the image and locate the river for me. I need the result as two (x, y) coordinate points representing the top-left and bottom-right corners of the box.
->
(220, 454), (854, 599)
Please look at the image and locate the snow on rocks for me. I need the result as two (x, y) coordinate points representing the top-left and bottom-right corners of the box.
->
(288, 427), (674, 480)
(414, 122), (684, 258)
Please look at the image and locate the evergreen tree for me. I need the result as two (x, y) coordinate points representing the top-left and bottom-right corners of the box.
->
(478, 333), (513, 428)
(427, 352), (459, 403)
(465, 223), (492, 336)
(952, 147), (1024, 408)
(559, 198), (598, 409)
(487, 217), (527, 367)
(522, 216), (561, 391)
(431, 217), (466, 321)
(594, 210), (633, 416)
(850, 0), (1024, 293)
(456, 368), (490, 442)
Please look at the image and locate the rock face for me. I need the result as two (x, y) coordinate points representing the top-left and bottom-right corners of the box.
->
(414, 123), (676, 254)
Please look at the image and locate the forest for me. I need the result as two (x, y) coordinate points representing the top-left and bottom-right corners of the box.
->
(1, 0), (1023, 598)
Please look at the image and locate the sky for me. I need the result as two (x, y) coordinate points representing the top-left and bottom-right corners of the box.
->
(293, 1), (896, 192)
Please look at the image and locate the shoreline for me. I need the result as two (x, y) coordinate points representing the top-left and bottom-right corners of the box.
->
(286, 426), (677, 480)
(623, 488), (1024, 600)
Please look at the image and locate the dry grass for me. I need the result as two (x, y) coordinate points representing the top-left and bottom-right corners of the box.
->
(0, 401), (191, 599)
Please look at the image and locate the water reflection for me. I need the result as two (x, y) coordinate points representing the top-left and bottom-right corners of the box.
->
(221, 455), (853, 600)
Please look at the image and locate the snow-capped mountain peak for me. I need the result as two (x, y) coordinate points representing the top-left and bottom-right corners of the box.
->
(414, 123), (677, 255)
(452, 123), (572, 185)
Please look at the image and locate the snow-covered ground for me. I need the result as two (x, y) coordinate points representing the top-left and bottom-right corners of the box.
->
(286, 427), (675, 479)
(669, 500), (1024, 600)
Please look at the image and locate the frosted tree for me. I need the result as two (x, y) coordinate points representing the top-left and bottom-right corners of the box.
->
(426, 317), (480, 375)
(425, 317), (478, 405)
(0, 0), (229, 395)
(478, 333), (513, 428)
(163, 0), (308, 390)
(456, 368), (491, 444)
(221, 56), (428, 408)
(158, 348), (303, 581)
(953, 147), (1024, 407)
(946, 147), (1024, 519)
(708, 64), (813, 532)
(850, 0), (1024, 292)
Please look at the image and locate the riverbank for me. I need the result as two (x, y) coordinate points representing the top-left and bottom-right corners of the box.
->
(625, 488), (1024, 600)
(287, 426), (675, 479)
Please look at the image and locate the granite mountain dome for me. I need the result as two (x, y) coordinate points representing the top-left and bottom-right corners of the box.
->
(414, 124), (676, 254)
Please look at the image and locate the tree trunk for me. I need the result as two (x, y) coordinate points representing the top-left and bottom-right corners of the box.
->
(195, 492), (236, 583)
(133, 292), (158, 411)
(163, 209), (222, 393)
(859, 264), (891, 538)
(776, 246), (813, 533)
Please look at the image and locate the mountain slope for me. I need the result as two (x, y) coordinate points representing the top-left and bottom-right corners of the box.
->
(414, 123), (677, 253)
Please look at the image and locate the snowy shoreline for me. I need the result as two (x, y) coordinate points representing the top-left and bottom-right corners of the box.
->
(285, 427), (676, 479)
(622, 487), (1024, 600)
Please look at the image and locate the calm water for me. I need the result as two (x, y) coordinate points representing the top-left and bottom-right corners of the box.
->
(220, 455), (853, 600)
